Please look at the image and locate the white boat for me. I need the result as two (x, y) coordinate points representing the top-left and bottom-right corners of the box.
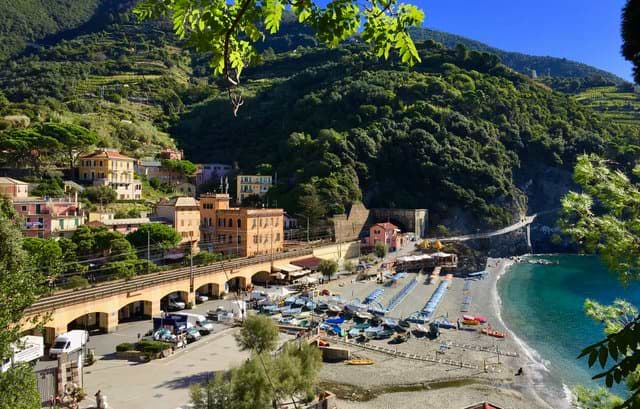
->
(355, 311), (373, 320)
(414, 324), (429, 334)
(328, 305), (342, 313)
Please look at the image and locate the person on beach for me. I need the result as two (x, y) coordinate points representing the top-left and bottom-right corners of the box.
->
(516, 367), (523, 376)
(456, 318), (460, 330)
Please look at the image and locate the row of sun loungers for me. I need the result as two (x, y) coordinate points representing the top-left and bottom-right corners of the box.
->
(385, 278), (418, 313)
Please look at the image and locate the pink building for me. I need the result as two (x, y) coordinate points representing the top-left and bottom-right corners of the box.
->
(367, 222), (403, 251)
(0, 177), (29, 200)
(14, 196), (84, 238)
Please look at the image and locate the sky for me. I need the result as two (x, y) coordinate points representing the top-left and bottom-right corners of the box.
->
(414, 0), (633, 81)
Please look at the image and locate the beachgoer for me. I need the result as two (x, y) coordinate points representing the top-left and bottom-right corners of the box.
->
(456, 319), (460, 330)
(95, 390), (103, 408)
(516, 367), (523, 376)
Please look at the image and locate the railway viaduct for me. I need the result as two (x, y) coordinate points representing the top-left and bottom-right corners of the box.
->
(23, 242), (358, 344)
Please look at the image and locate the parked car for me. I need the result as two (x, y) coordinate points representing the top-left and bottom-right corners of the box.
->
(185, 327), (201, 343)
(195, 292), (209, 303)
(167, 297), (186, 311)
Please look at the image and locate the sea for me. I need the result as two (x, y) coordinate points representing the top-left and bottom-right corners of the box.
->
(497, 254), (640, 406)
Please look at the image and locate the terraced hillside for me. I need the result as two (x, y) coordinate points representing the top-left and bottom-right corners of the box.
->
(575, 86), (640, 127)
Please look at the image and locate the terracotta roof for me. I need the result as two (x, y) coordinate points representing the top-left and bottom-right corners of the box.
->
(290, 256), (324, 270)
(81, 150), (134, 160)
(0, 177), (28, 185)
(374, 222), (399, 231)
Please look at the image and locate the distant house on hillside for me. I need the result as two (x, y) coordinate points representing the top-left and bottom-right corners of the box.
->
(195, 163), (233, 187)
(236, 174), (272, 204)
(79, 149), (141, 200)
(14, 196), (84, 238)
(155, 197), (200, 249)
(0, 177), (29, 200)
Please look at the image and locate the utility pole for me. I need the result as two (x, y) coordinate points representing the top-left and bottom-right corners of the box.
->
(147, 228), (150, 274)
(306, 216), (310, 243)
(189, 232), (194, 293)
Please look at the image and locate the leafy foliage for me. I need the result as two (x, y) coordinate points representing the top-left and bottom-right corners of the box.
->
(235, 315), (279, 354)
(561, 155), (640, 407)
(134, 0), (424, 96)
(0, 198), (45, 406)
(317, 259), (338, 280)
(126, 223), (181, 250)
(623, 0), (640, 84)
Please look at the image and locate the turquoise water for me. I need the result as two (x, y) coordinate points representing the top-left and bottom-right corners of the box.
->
(497, 255), (640, 399)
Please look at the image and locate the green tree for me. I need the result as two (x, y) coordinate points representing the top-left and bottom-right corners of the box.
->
(126, 223), (181, 250)
(161, 159), (197, 176)
(83, 185), (117, 205)
(0, 197), (47, 406)
(63, 275), (90, 290)
(38, 122), (98, 169)
(560, 154), (640, 407)
(317, 259), (338, 281)
(235, 315), (279, 354)
(134, 0), (424, 114)
(190, 374), (233, 409)
(374, 242), (387, 258)
(622, 0), (640, 84)
(22, 237), (63, 278)
(31, 177), (65, 198)
(0, 364), (40, 409)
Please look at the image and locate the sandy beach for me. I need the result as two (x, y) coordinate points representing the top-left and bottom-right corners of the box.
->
(315, 257), (553, 409)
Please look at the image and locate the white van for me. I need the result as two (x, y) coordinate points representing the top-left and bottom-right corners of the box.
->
(1, 336), (44, 372)
(49, 330), (89, 359)
(173, 313), (214, 331)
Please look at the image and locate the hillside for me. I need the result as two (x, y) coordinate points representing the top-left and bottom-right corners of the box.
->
(172, 42), (633, 229)
(409, 27), (626, 85)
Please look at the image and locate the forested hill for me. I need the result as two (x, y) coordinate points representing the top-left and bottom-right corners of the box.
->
(172, 42), (634, 230)
(409, 28), (626, 84)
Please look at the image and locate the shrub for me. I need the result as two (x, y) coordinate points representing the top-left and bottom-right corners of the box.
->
(63, 275), (89, 289)
(136, 340), (172, 353)
(116, 343), (134, 352)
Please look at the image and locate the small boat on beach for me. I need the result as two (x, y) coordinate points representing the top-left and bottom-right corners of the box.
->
(481, 328), (506, 338)
(346, 358), (374, 365)
(348, 328), (361, 338)
(464, 314), (487, 323)
(432, 317), (456, 329)
(355, 311), (373, 320)
(364, 326), (384, 337)
(414, 324), (429, 335)
(325, 317), (345, 324)
(281, 307), (303, 317)
(392, 332), (410, 343)
(374, 329), (395, 340)
(328, 305), (343, 313)
(462, 319), (480, 326)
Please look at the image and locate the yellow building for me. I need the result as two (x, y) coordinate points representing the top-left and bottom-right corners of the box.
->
(236, 174), (272, 204)
(200, 193), (283, 257)
(79, 150), (142, 200)
(156, 196), (201, 249)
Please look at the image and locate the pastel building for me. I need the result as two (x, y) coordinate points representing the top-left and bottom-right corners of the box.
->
(195, 163), (233, 187)
(236, 174), (272, 204)
(0, 177), (29, 200)
(155, 197), (201, 248)
(79, 150), (142, 200)
(14, 196), (84, 238)
(367, 222), (403, 251)
(200, 193), (283, 257)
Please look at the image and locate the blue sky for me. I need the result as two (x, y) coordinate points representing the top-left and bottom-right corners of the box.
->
(413, 0), (633, 81)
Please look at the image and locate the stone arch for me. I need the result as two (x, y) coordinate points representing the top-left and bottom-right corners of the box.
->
(250, 270), (271, 286)
(195, 282), (221, 298)
(67, 311), (112, 334)
(159, 290), (189, 311)
(224, 276), (246, 295)
(118, 300), (153, 323)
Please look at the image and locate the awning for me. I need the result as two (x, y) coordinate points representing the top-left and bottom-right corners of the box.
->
(290, 256), (323, 270)
(288, 270), (308, 278)
(273, 263), (303, 273)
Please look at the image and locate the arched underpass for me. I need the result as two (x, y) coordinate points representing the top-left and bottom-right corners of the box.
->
(118, 300), (153, 323)
(67, 312), (110, 335)
(160, 290), (189, 311)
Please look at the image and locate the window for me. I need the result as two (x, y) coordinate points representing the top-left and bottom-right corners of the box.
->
(181, 220), (185, 227)
(59, 219), (64, 229)
(208, 218), (212, 226)
(228, 218), (233, 227)
(237, 219), (241, 228)
(252, 219), (256, 229)
(253, 235), (258, 244)
(237, 235), (241, 244)
(276, 233), (280, 242)
(228, 235), (232, 243)
(21, 206), (26, 212)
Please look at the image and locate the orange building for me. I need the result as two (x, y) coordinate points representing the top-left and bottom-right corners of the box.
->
(200, 193), (283, 257)
(156, 197), (201, 249)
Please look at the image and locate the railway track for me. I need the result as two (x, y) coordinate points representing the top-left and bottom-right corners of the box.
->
(26, 247), (314, 314)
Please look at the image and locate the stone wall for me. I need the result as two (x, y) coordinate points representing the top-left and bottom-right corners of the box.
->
(331, 202), (370, 243)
